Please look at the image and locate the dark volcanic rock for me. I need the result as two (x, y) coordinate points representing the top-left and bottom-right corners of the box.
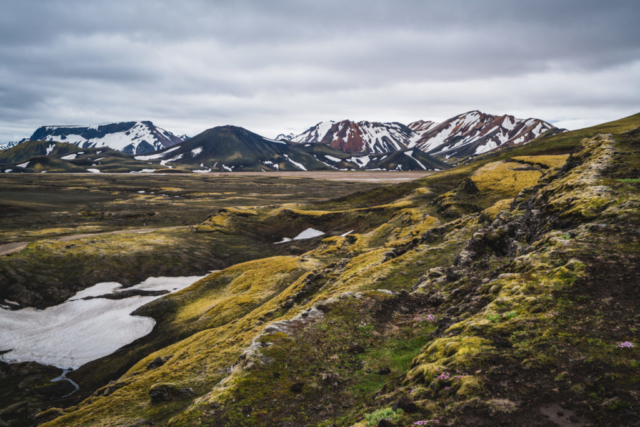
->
(149, 383), (194, 404)
(492, 337), (513, 348)
(290, 382), (304, 393)
(348, 344), (365, 354)
(85, 289), (170, 301)
(146, 356), (172, 370)
(393, 396), (419, 413)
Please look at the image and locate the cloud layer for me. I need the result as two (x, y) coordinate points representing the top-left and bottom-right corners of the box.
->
(1, 0), (639, 141)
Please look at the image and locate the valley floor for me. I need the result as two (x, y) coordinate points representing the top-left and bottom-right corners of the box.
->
(1, 119), (639, 427)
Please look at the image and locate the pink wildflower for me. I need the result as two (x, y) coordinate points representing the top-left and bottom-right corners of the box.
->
(435, 372), (450, 381)
(617, 341), (635, 349)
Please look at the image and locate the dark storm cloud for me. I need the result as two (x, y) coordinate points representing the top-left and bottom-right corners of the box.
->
(1, 0), (639, 141)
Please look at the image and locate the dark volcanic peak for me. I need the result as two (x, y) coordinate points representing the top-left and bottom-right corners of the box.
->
(29, 121), (184, 155)
(134, 125), (325, 172)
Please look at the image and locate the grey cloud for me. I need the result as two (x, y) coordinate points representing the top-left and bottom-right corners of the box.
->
(0, 0), (639, 141)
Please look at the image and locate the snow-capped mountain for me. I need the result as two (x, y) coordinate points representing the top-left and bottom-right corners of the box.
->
(413, 111), (555, 158)
(287, 112), (556, 158)
(0, 140), (25, 150)
(275, 133), (295, 141)
(29, 121), (184, 155)
(291, 120), (415, 153)
(407, 120), (439, 134)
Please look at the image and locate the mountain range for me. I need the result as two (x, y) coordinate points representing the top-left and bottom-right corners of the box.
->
(0, 111), (559, 173)
(0, 127), (450, 174)
(284, 111), (556, 158)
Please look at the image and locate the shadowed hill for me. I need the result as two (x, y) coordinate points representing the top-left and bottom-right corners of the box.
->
(0, 140), (81, 165)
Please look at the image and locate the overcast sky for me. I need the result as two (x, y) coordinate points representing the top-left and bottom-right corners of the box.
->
(1, 0), (639, 142)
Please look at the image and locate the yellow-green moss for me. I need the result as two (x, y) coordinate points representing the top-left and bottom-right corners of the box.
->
(471, 161), (542, 194)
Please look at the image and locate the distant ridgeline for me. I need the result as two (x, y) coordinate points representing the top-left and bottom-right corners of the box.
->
(0, 111), (563, 173)
(285, 110), (559, 159)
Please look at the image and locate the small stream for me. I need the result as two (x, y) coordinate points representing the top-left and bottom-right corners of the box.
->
(51, 368), (80, 398)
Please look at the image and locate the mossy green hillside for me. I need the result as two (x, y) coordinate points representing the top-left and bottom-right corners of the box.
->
(17, 121), (640, 426)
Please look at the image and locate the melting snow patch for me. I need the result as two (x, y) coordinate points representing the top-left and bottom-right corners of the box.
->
(86, 169), (101, 173)
(4, 169), (12, 173)
(60, 154), (77, 160)
(0, 275), (205, 369)
(403, 151), (426, 170)
(283, 154), (307, 171)
(340, 230), (354, 237)
(274, 237), (292, 244)
(135, 146), (180, 161)
(348, 156), (370, 168)
(294, 228), (324, 240)
(274, 228), (325, 244)
(325, 155), (341, 162)
(46, 144), (55, 155)
(474, 141), (498, 155)
(16, 162), (29, 168)
(191, 147), (203, 157)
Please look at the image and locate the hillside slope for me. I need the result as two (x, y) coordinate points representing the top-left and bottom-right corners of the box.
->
(0, 140), (81, 164)
(23, 119), (640, 426)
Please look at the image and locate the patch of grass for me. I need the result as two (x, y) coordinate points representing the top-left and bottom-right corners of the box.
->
(364, 407), (403, 426)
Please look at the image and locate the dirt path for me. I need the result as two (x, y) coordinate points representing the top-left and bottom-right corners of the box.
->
(57, 228), (157, 242)
(0, 241), (28, 256)
(1, 226), (189, 255)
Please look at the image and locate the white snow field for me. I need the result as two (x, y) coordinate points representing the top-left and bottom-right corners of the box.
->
(275, 227), (325, 244)
(0, 275), (205, 368)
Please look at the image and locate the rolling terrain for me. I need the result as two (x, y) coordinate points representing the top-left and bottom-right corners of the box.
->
(0, 112), (638, 426)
